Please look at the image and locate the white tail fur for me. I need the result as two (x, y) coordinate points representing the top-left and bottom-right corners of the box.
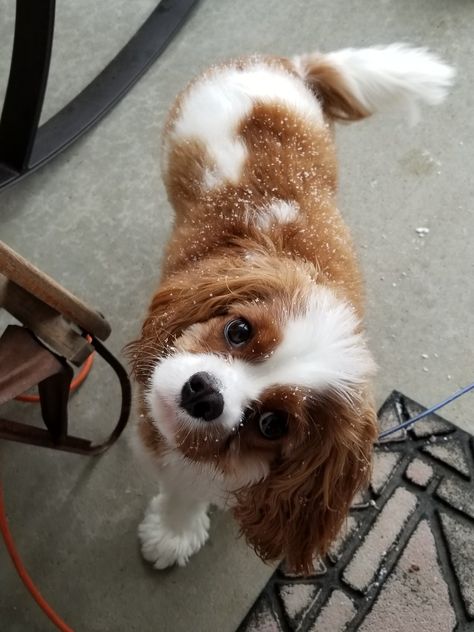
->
(293, 44), (455, 121)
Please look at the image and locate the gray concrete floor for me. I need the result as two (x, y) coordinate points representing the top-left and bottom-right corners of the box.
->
(0, 0), (473, 630)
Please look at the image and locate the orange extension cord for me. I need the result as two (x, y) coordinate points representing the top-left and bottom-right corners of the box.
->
(1, 342), (95, 631)
(0, 484), (74, 632)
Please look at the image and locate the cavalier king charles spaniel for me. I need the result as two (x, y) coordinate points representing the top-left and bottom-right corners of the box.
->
(128, 44), (454, 574)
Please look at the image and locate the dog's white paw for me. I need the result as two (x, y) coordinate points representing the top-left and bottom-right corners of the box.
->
(138, 495), (210, 569)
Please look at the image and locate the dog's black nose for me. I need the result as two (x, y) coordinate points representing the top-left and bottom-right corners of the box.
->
(180, 372), (224, 421)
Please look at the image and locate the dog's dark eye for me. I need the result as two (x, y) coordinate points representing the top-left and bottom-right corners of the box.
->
(224, 318), (252, 346)
(258, 411), (289, 440)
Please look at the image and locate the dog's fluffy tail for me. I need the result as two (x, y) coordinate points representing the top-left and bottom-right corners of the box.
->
(292, 44), (455, 122)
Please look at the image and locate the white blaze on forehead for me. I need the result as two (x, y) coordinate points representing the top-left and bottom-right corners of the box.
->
(170, 63), (324, 188)
(254, 199), (299, 230)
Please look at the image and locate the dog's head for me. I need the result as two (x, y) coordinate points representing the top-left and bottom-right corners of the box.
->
(129, 253), (377, 573)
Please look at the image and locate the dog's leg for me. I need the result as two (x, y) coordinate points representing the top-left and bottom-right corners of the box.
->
(138, 459), (213, 569)
(139, 492), (209, 569)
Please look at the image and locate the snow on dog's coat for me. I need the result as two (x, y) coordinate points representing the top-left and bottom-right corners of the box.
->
(129, 45), (454, 573)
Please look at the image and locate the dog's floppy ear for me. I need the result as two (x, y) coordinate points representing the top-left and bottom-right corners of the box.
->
(293, 44), (454, 122)
(233, 392), (377, 575)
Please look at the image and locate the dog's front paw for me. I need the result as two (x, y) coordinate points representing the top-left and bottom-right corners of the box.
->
(138, 495), (210, 569)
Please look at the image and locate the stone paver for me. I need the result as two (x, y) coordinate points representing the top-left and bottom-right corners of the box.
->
(283, 557), (327, 578)
(245, 597), (280, 632)
(440, 512), (474, 617)
(370, 452), (401, 494)
(359, 521), (455, 632)
(377, 397), (406, 442)
(310, 591), (355, 632)
(278, 584), (319, 630)
(404, 398), (454, 438)
(405, 459), (433, 488)
(238, 393), (474, 632)
(343, 488), (417, 591)
(351, 490), (370, 507)
(436, 476), (474, 520)
(422, 439), (470, 477)
(329, 516), (358, 561)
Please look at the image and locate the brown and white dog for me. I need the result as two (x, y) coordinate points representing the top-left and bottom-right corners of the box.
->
(128, 45), (454, 574)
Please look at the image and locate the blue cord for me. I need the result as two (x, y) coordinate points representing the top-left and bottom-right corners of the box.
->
(378, 381), (474, 439)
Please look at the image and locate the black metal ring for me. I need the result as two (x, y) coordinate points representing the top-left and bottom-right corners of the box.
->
(0, 0), (200, 191)
(87, 337), (132, 455)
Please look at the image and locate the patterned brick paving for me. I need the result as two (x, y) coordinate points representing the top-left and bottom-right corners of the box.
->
(238, 391), (474, 632)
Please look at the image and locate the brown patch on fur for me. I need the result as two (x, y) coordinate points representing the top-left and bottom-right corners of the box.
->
(233, 390), (378, 574)
(296, 54), (372, 121)
(161, 96), (364, 313)
(136, 395), (167, 458)
(164, 138), (212, 209)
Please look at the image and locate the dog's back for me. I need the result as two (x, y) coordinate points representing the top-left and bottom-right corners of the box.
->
(162, 45), (454, 212)
(159, 46), (453, 301)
